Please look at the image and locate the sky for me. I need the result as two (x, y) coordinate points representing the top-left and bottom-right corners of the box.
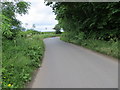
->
(17, 0), (58, 32)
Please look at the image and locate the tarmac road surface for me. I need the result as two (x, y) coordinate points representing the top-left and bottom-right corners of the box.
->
(29, 37), (118, 88)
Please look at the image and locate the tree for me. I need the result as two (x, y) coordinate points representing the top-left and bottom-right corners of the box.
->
(1, 1), (30, 39)
(32, 24), (36, 30)
(46, 2), (120, 41)
(53, 24), (62, 34)
(24, 23), (28, 30)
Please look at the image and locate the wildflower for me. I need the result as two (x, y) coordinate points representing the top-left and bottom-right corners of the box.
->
(8, 84), (12, 87)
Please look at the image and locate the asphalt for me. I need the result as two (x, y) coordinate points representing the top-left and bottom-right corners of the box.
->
(29, 37), (118, 88)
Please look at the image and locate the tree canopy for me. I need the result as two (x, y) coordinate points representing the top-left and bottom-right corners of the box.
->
(1, 1), (30, 40)
(46, 2), (120, 41)
(53, 24), (62, 34)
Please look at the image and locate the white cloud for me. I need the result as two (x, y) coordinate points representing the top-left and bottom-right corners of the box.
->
(17, 0), (58, 32)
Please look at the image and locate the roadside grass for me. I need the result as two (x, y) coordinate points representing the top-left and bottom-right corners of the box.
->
(2, 33), (59, 88)
(61, 37), (119, 59)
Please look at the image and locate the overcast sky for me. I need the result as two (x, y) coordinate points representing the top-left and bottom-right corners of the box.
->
(17, 0), (58, 32)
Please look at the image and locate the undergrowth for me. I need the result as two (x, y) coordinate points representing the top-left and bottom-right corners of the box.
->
(2, 32), (59, 88)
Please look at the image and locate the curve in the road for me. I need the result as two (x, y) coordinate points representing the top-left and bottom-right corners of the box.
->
(29, 37), (118, 88)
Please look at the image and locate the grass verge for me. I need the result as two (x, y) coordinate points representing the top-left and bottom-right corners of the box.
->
(61, 37), (119, 60)
(2, 33), (59, 88)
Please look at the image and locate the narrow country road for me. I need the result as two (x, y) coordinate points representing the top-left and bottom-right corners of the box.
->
(29, 37), (118, 88)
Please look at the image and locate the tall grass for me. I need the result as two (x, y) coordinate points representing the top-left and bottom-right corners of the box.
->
(2, 35), (44, 88)
(79, 39), (119, 59)
(2, 33), (59, 88)
(61, 34), (119, 59)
